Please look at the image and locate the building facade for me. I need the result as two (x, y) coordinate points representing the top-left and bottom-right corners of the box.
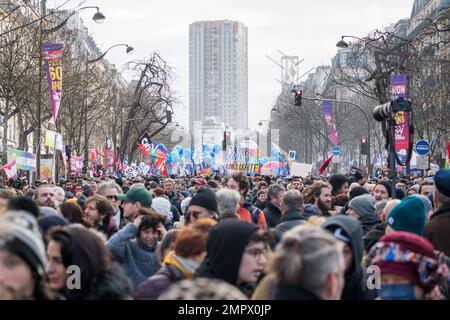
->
(189, 20), (248, 133)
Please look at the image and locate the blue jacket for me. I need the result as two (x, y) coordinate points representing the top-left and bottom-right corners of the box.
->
(107, 223), (160, 288)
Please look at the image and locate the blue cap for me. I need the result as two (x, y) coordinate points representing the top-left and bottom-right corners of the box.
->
(434, 169), (450, 197)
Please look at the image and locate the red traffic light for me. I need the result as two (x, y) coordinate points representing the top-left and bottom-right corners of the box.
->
(360, 138), (367, 144)
(295, 89), (303, 96)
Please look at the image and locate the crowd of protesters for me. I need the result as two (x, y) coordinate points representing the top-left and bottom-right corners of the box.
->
(0, 168), (449, 300)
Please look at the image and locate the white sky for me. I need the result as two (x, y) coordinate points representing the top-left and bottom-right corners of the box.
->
(54, 0), (414, 129)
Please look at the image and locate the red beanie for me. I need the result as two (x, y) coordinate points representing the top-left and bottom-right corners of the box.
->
(368, 231), (449, 291)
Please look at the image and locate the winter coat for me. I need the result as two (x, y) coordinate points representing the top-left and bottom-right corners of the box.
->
(63, 262), (133, 300)
(263, 202), (283, 228)
(167, 191), (181, 213)
(194, 220), (258, 297)
(254, 200), (266, 211)
(134, 251), (194, 300)
(106, 223), (160, 288)
(237, 201), (267, 229)
(271, 209), (307, 248)
(424, 204), (450, 257)
(323, 216), (376, 300)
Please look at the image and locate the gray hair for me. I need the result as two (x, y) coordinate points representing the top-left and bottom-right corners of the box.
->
(267, 184), (285, 201)
(216, 189), (241, 215)
(282, 190), (303, 212)
(271, 225), (344, 298)
(435, 186), (450, 206)
(96, 181), (123, 196)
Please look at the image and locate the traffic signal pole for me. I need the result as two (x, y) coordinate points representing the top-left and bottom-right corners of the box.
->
(300, 95), (371, 168)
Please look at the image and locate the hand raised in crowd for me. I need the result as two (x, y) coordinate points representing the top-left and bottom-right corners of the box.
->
(133, 214), (144, 227)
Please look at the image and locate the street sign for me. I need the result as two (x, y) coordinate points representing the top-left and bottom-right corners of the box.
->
(416, 156), (428, 170)
(415, 140), (430, 156)
(331, 146), (341, 156)
(288, 150), (296, 160)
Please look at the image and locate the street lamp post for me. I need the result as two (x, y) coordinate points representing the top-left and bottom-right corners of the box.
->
(83, 44), (134, 174)
(35, 1), (105, 180)
(286, 95), (372, 169)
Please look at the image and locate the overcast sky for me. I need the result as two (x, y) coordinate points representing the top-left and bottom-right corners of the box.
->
(53, 0), (414, 129)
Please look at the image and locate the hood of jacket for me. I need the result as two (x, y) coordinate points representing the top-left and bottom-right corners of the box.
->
(322, 215), (367, 300)
(194, 220), (257, 286)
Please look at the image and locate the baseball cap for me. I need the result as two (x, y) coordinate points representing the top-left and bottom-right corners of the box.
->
(117, 185), (152, 208)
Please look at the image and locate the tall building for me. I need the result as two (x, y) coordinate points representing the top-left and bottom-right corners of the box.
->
(189, 20), (248, 133)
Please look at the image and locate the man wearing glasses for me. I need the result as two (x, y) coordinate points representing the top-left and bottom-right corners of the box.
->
(97, 181), (125, 229)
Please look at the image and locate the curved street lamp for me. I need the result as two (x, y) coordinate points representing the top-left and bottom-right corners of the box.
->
(87, 44), (134, 64)
(43, 6), (105, 34)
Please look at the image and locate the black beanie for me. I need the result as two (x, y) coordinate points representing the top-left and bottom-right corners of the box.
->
(188, 187), (218, 213)
(349, 186), (369, 200)
(329, 174), (348, 195)
(376, 181), (393, 198)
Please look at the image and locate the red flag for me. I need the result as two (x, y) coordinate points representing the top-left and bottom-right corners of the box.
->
(319, 155), (333, 175)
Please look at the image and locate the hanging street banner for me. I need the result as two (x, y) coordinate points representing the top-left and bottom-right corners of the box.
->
(43, 44), (63, 125)
(322, 101), (339, 146)
(390, 74), (409, 151)
(71, 156), (83, 173)
(8, 149), (36, 172)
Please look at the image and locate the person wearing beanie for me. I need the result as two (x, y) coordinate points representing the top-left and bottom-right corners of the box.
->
(386, 196), (426, 236)
(340, 187), (370, 215)
(424, 169), (450, 257)
(151, 197), (173, 229)
(0, 211), (53, 300)
(38, 215), (68, 240)
(329, 174), (349, 196)
(117, 184), (153, 223)
(347, 194), (384, 238)
(186, 187), (219, 224)
(368, 231), (450, 300)
(374, 181), (393, 202)
(152, 187), (166, 198)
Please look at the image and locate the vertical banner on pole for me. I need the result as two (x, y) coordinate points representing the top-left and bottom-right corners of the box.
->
(390, 74), (409, 151)
(322, 101), (339, 146)
(43, 44), (63, 125)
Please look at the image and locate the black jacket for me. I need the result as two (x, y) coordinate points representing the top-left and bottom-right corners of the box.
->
(167, 190), (181, 213)
(322, 216), (376, 300)
(263, 202), (282, 228)
(272, 283), (322, 300)
(194, 220), (258, 297)
(271, 209), (307, 247)
(254, 200), (266, 211)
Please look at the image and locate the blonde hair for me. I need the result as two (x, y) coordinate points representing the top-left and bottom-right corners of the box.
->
(269, 225), (344, 297)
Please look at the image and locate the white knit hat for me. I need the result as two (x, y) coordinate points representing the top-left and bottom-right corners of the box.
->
(151, 197), (171, 217)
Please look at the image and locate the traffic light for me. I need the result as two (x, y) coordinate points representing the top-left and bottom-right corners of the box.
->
(294, 89), (303, 106)
(223, 131), (230, 151)
(360, 138), (368, 155)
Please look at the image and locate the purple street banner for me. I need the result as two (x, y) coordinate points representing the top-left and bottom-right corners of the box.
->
(43, 44), (63, 125)
(322, 101), (339, 146)
(390, 74), (409, 151)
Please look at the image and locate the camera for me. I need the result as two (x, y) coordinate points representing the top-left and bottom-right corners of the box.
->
(373, 98), (412, 122)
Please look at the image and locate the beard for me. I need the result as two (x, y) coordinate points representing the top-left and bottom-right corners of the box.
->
(39, 199), (56, 209)
(318, 198), (331, 212)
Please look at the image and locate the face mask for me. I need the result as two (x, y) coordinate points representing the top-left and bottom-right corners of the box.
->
(379, 284), (417, 300)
